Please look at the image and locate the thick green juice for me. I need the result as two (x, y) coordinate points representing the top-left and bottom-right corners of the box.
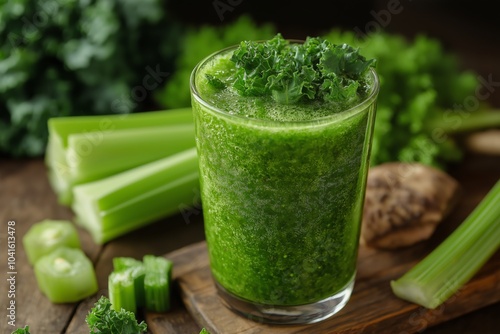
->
(191, 48), (378, 307)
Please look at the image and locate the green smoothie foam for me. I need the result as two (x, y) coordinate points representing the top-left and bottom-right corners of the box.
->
(191, 35), (378, 306)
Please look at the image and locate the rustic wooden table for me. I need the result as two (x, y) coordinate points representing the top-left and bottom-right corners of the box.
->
(2, 3), (500, 332)
(1, 152), (499, 334)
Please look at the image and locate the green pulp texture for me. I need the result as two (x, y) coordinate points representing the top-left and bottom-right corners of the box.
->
(193, 50), (376, 305)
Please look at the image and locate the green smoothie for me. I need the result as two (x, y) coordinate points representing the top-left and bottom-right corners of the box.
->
(191, 36), (378, 313)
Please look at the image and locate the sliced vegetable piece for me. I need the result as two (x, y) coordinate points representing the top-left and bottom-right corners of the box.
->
(22, 220), (81, 265)
(143, 255), (173, 312)
(391, 179), (500, 309)
(109, 270), (138, 313)
(34, 247), (98, 303)
(112, 257), (146, 309)
(113, 257), (144, 271)
(72, 148), (199, 244)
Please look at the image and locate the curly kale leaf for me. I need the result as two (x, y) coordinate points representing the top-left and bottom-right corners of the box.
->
(155, 15), (276, 108)
(227, 34), (376, 105)
(323, 30), (479, 169)
(10, 325), (30, 334)
(86, 296), (147, 334)
(0, 0), (180, 157)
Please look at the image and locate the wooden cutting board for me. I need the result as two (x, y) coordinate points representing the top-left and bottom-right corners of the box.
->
(152, 166), (500, 334)
(160, 240), (499, 334)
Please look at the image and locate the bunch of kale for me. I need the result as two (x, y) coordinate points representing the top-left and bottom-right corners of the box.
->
(0, 0), (181, 156)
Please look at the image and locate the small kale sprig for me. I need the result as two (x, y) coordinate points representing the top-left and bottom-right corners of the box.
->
(86, 296), (147, 334)
(10, 326), (30, 334)
(226, 34), (376, 104)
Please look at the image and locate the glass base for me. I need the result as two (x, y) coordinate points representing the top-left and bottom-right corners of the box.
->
(215, 276), (355, 325)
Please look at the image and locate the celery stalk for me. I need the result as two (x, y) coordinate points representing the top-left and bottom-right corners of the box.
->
(113, 257), (144, 271)
(391, 179), (500, 309)
(72, 148), (199, 244)
(67, 124), (195, 183)
(108, 270), (139, 313)
(112, 257), (146, 308)
(46, 108), (194, 205)
(143, 255), (173, 312)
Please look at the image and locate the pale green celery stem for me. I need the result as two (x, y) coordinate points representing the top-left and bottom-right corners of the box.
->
(47, 108), (194, 144)
(113, 257), (143, 271)
(143, 255), (173, 312)
(109, 271), (137, 313)
(426, 109), (500, 134)
(66, 124), (195, 183)
(391, 179), (500, 309)
(72, 148), (199, 244)
(46, 108), (194, 205)
(112, 258), (146, 307)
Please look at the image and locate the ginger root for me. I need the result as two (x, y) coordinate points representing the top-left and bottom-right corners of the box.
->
(361, 162), (461, 249)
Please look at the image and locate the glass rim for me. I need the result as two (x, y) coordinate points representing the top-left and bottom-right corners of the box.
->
(190, 42), (380, 127)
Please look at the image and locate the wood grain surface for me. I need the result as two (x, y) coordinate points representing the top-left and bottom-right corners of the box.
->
(165, 236), (500, 333)
(0, 154), (499, 334)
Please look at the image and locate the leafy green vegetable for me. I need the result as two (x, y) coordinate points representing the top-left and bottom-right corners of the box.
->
(0, 0), (181, 157)
(155, 15), (275, 108)
(86, 296), (147, 334)
(391, 179), (500, 309)
(34, 247), (98, 303)
(22, 219), (81, 265)
(199, 328), (211, 334)
(323, 30), (500, 168)
(10, 325), (30, 334)
(224, 34), (376, 105)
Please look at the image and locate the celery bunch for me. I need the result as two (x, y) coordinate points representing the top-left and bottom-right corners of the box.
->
(46, 109), (199, 244)
(46, 108), (195, 205)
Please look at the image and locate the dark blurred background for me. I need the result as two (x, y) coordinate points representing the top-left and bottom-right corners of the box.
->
(2, 0), (499, 158)
(171, 0), (500, 104)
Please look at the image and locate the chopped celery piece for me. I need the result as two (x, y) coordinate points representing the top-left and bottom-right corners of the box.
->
(72, 148), (199, 244)
(113, 257), (143, 271)
(46, 108), (194, 205)
(34, 247), (98, 303)
(391, 179), (500, 309)
(143, 255), (173, 312)
(108, 270), (138, 313)
(22, 220), (81, 265)
(112, 257), (146, 308)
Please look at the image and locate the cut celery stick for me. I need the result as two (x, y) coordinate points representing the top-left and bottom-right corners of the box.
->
(112, 257), (146, 308)
(143, 255), (173, 312)
(391, 179), (500, 309)
(113, 257), (143, 271)
(34, 247), (98, 303)
(46, 108), (194, 205)
(72, 148), (199, 244)
(22, 220), (81, 265)
(108, 270), (138, 313)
